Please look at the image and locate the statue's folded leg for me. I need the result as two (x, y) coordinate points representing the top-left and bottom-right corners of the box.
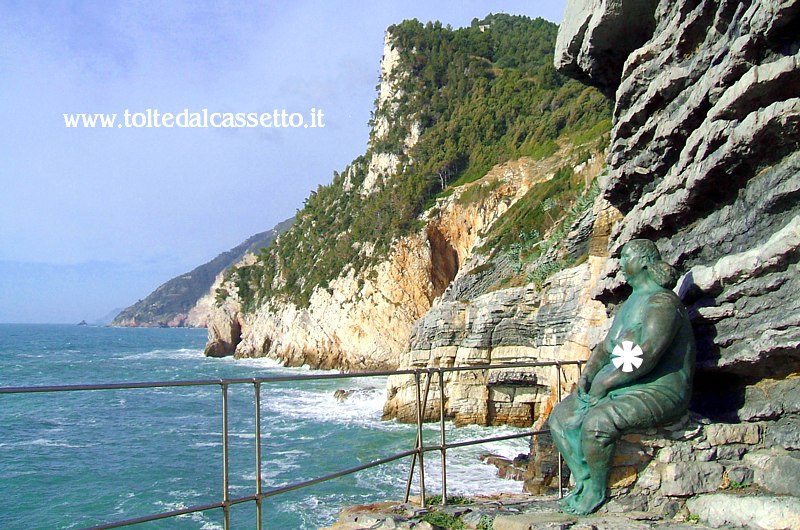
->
(548, 394), (590, 506)
(568, 386), (685, 515)
(572, 402), (620, 515)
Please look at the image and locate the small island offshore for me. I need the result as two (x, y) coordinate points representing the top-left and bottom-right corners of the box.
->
(110, 0), (799, 528)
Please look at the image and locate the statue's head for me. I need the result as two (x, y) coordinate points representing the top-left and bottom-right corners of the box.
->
(620, 239), (678, 289)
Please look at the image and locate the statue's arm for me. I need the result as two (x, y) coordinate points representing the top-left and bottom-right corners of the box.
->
(579, 341), (609, 391)
(588, 293), (680, 397)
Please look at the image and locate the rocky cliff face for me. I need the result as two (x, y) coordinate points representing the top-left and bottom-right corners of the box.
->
(205, 155), (575, 368)
(345, 32), (420, 197)
(555, 0), (800, 405)
(204, 31), (425, 363)
(203, 15), (614, 367)
(526, 0), (800, 521)
(380, 1), (799, 523)
(383, 181), (619, 425)
(383, 259), (607, 426)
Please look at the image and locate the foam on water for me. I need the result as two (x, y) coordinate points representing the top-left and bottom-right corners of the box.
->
(5, 438), (93, 449)
(28, 438), (79, 448)
(119, 348), (203, 361)
(220, 355), (286, 369)
(263, 386), (389, 427)
(192, 441), (222, 448)
(155, 500), (223, 530)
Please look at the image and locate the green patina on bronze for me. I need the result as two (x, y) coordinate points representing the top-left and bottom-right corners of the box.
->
(549, 239), (696, 515)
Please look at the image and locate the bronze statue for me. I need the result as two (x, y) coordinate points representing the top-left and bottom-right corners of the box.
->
(548, 239), (696, 514)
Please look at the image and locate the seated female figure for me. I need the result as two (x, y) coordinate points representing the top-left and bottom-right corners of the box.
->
(549, 239), (696, 515)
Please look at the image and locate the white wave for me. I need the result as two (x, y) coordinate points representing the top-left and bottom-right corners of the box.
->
(18, 437), (89, 449)
(220, 355), (359, 380)
(111, 491), (139, 517)
(118, 348), (204, 361)
(447, 424), (532, 457)
(3, 470), (37, 478)
(262, 385), (394, 429)
(234, 432), (257, 439)
(197, 431), (271, 440)
(167, 489), (202, 499)
(279, 493), (344, 529)
(254, 449), (305, 487)
(192, 442), (222, 448)
(338, 422), (530, 499)
(155, 500), (222, 530)
(238, 448), (305, 486)
(219, 356), (285, 369)
(410, 424), (529, 496)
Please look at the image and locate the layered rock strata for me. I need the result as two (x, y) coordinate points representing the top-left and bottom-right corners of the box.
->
(382, 155), (616, 425)
(556, 0), (800, 411)
(382, 254), (611, 426)
(519, 0), (800, 523)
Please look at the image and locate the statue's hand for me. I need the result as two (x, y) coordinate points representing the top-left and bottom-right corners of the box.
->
(577, 386), (598, 407)
(578, 374), (590, 393)
(586, 363), (615, 399)
(588, 378), (608, 400)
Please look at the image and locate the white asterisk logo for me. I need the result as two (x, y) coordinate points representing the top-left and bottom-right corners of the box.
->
(611, 341), (644, 372)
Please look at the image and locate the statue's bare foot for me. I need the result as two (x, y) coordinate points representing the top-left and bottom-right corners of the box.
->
(568, 482), (605, 515)
(558, 481), (584, 512)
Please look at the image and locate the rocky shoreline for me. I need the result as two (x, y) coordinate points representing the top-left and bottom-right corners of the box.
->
(322, 494), (726, 530)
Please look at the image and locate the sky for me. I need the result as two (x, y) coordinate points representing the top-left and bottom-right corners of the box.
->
(0, 0), (568, 324)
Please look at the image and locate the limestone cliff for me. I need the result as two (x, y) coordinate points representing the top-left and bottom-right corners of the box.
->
(382, 257), (609, 426)
(206, 154), (585, 367)
(382, 157), (618, 425)
(204, 16), (612, 365)
(354, 32), (421, 196)
(203, 30), (418, 363)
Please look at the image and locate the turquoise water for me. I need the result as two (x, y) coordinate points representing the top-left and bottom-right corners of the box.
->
(0, 324), (527, 529)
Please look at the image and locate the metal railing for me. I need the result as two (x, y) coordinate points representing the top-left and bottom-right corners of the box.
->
(0, 360), (583, 529)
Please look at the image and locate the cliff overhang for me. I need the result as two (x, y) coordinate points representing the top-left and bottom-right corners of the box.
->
(545, 0), (800, 522)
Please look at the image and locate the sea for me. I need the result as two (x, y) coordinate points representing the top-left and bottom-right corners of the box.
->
(0, 324), (529, 530)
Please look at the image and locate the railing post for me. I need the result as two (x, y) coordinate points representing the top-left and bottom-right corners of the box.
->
(221, 382), (231, 530)
(254, 381), (263, 530)
(415, 371), (426, 507)
(556, 363), (563, 500)
(404, 372), (419, 504)
(438, 369), (447, 506)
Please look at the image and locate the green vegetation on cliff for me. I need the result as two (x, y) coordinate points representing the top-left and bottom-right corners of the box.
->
(223, 14), (611, 311)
